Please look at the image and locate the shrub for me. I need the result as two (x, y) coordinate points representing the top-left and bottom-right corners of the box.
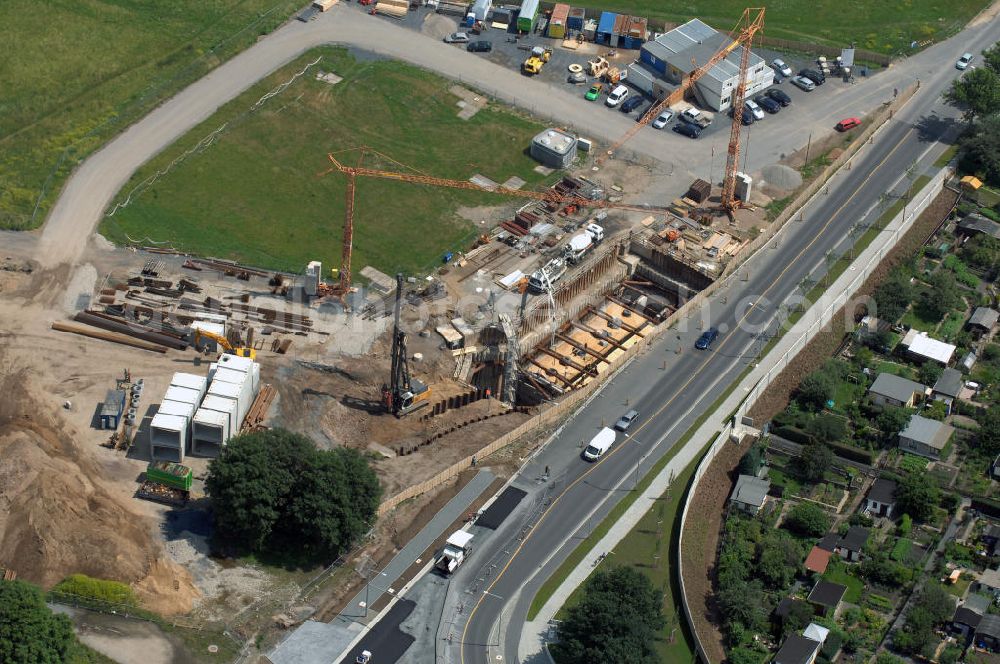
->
(52, 574), (136, 606)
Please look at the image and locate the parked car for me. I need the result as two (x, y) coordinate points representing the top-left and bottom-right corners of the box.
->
(606, 85), (629, 107)
(799, 68), (825, 85)
(730, 106), (754, 125)
(672, 122), (701, 139)
(620, 95), (645, 113)
(835, 117), (862, 131)
(695, 327), (720, 350)
(444, 32), (469, 43)
(956, 52), (974, 70)
(744, 99), (765, 120)
(771, 58), (793, 77)
(790, 76), (816, 91)
(651, 109), (674, 129)
(767, 88), (792, 106)
(614, 409), (640, 431)
(585, 83), (603, 101)
(467, 40), (492, 52)
(755, 94), (780, 114)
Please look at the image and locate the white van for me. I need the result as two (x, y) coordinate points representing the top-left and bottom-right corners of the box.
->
(582, 427), (616, 461)
(605, 85), (629, 107)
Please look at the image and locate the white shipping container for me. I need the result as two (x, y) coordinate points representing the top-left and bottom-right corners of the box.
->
(192, 408), (230, 455)
(170, 372), (208, 398)
(207, 376), (250, 429)
(158, 399), (195, 420)
(150, 413), (188, 462)
(164, 385), (202, 406)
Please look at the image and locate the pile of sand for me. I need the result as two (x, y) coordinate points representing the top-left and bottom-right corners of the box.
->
(0, 370), (198, 615)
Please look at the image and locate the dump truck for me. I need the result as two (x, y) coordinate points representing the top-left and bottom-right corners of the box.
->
(436, 531), (474, 575)
(522, 46), (552, 75)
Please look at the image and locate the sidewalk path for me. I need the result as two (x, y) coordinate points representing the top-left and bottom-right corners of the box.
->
(269, 469), (495, 664)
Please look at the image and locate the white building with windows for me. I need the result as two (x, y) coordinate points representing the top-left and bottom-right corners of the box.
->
(634, 18), (774, 112)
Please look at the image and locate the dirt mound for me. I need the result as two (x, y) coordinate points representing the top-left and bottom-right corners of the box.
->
(0, 368), (198, 614)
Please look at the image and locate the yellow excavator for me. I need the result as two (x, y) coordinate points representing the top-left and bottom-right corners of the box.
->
(193, 328), (257, 360)
(522, 46), (552, 75)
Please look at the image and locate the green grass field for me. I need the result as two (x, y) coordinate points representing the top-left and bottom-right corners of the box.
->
(555, 458), (699, 663)
(0, 0), (301, 231)
(101, 47), (549, 276)
(823, 561), (864, 604)
(574, 0), (988, 55)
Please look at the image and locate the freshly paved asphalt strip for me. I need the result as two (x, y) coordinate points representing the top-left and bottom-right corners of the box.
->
(36, 2), (953, 270)
(475, 486), (527, 530)
(337, 599), (417, 664)
(450, 18), (1000, 664)
(268, 469), (494, 664)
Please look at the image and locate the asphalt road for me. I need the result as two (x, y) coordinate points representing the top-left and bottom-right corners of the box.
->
(35, 2), (958, 270)
(452, 18), (1000, 664)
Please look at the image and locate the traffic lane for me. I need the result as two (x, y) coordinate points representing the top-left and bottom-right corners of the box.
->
(465, 326), (767, 657)
(465, 110), (944, 661)
(340, 599), (416, 664)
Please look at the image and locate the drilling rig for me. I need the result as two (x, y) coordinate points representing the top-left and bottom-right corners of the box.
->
(381, 273), (431, 416)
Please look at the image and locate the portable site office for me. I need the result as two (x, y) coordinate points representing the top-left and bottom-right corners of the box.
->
(516, 0), (540, 32)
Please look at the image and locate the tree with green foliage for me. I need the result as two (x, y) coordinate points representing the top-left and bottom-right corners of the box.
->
(918, 362), (942, 386)
(919, 270), (963, 320)
(959, 114), (1000, 187)
(551, 566), (664, 664)
(780, 600), (815, 637)
(797, 371), (836, 411)
(977, 405), (1000, 456)
(923, 400), (948, 421)
(206, 429), (381, 560)
(964, 233), (1000, 275)
(738, 442), (766, 476)
(784, 502), (832, 538)
(875, 406), (911, 444)
(806, 413), (848, 444)
(896, 471), (940, 522)
(794, 442), (833, 483)
(873, 270), (915, 324)
(875, 654), (905, 664)
(893, 584), (954, 656)
(945, 66), (1000, 120)
(756, 534), (802, 589)
(728, 646), (765, 664)
(718, 577), (768, 637)
(0, 579), (76, 664)
(860, 552), (911, 586)
(984, 43), (1000, 73)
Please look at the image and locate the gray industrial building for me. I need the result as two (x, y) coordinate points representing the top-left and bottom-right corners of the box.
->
(530, 128), (577, 168)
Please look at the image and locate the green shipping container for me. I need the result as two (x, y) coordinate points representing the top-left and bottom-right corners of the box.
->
(146, 461), (193, 492)
(517, 0), (540, 32)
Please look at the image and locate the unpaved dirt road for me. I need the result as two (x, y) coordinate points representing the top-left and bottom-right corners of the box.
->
(35, 3), (957, 270)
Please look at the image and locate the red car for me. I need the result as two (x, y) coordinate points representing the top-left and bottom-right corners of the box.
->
(835, 117), (862, 132)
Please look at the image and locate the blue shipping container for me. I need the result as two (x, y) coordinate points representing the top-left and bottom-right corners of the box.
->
(596, 11), (616, 43)
(567, 6), (585, 31)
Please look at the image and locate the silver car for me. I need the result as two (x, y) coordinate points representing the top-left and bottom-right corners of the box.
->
(444, 32), (470, 43)
(956, 52), (973, 70)
(790, 75), (816, 91)
(651, 109), (674, 129)
(771, 58), (792, 77)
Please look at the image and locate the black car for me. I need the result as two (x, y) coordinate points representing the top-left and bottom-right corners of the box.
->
(620, 95), (645, 113)
(755, 95), (780, 114)
(467, 40), (492, 52)
(799, 68), (825, 85)
(730, 106), (754, 125)
(695, 327), (719, 350)
(767, 88), (792, 106)
(672, 122), (701, 139)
